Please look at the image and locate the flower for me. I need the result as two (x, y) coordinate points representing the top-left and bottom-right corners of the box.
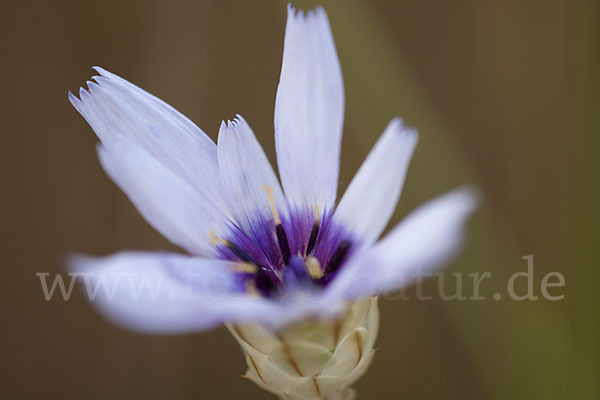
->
(68, 4), (478, 398)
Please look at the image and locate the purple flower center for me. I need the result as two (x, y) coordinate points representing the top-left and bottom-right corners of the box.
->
(215, 207), (355, 298)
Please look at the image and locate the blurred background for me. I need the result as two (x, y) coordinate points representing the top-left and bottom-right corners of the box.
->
(1, 0), (597, 399)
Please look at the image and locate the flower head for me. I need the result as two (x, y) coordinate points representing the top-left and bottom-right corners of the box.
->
(68, 4), (478, 398)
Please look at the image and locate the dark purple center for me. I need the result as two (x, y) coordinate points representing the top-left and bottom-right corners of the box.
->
(215, 206), (355, 298)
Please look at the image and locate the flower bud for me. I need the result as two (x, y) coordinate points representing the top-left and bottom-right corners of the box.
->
(227, 297), (379, 399)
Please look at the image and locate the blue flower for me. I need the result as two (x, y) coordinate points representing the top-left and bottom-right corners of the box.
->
(68, 5), (478, 334)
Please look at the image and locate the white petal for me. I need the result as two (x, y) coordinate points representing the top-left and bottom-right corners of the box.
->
(274, 6), (344, 212)
(68, 251), (269, 333)
(326, 187), (479, 298)
(98, 141), (228, 256)
(217, 115), (286, 231)
(69, 67), (227, 213)
(335, 118), (417, 244)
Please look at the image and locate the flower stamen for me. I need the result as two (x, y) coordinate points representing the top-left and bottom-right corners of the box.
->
(262, 185), (281, 225)
(325, 240), (351, 275)
(276, 223), (291, 265)
(210, 230), (258, 265)
(244, 280), (260, 296)
(230, 262), (258, 274)
(209, 229), (228, 246)
(306, 221), (320, 255)
(305, 256), (323, 279)
(261, 185), (293, 265)
(255, 268), (280, 297)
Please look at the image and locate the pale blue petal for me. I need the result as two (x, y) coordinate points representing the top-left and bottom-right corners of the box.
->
(217, 115), (286, 232)
(69, 67), (229, 219)
(69, 252), (270, 333)
(326, 188), (480, 299)
(98, 141), (229, 256)
(274, 6), (344, 213)
(335, 118), (417, 245)
(69, 251), (348, 333)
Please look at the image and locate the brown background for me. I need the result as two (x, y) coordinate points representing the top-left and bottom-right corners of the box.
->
(1, 0), (597, 399)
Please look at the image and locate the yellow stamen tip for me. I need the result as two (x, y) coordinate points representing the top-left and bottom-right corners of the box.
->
(313, 204), (321, 223)
(244, 281), (260, 296)
(209, 230), (228, 246)
(231, 262), (258, 274)
(305, 257), (323, 279)
(262, 184), (281, 224)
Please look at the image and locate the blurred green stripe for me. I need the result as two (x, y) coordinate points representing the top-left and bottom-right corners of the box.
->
(571, 0), (600, 398)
